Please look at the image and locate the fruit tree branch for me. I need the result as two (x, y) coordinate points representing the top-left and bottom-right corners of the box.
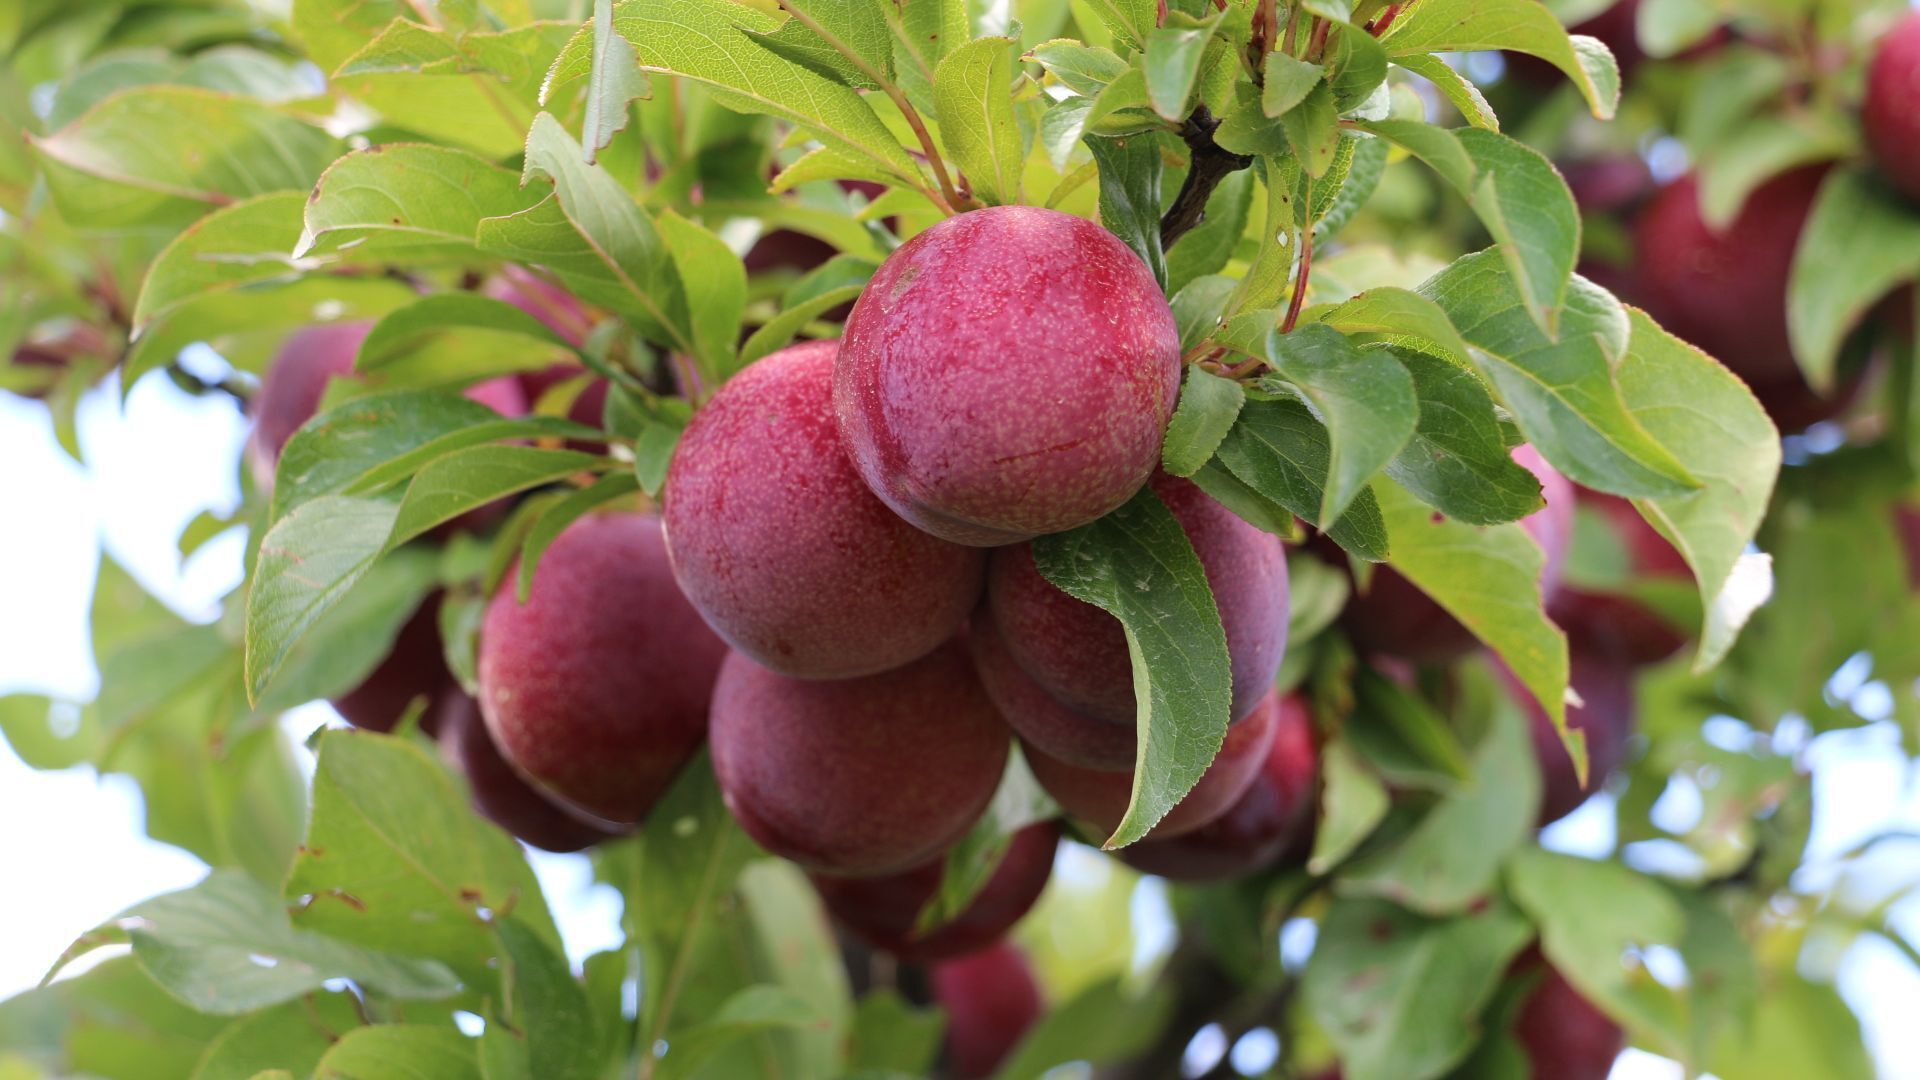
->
(1161, 107), (1253, 251)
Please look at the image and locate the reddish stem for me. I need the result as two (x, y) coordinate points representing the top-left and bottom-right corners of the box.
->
(1280, 227), (1314, 335)
(1369, 3), (1402, 36)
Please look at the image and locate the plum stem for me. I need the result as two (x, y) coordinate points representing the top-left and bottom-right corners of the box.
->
(1160, 107), (1253, 250)
(1280, 223), (1313, 334)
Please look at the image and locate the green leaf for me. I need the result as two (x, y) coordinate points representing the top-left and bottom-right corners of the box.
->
(125, 278), (419, 393)
(1085, 133), (1167, 293)
(655, 986), (833, 1080)
(1418, 250), (1698, 498)
(917, 753), (1055, 932)
(1030, 486), (1234, 848)
(1170, 274), (1238, 353)
(582, 0), (647, 157)
(1262, 53), (1325, 117)
(1302, 896), (1532, 1080)
(1315, 285), (1476, 368)
(354, 294), (580, 385)
(1076, 0), (1158, 48)
(1190, 459), (1310, 540)
(1213, 396), (1391, 560)
(298, 143), (542, 263)
(888, 0), (969, 113)
(617, 0), (923, 182)
(312, 1026), (481, 1080)
(491, 919), (598, 1080)
(1281, 82), (1341, 178)
(1359, 122), (1579, 335)
(1695, 114), (1852, 231)
(1707, 974), (1872, 1080)
(1029, 40), (1130, 95)
(752, 0), (895, 90)
(846, 989), (945, 1075)
(1391, 54), (1498, 131)
(657, 209), (747, 379)
(1263, 324), (1417, 526)
(1788, 167), (1920, 392)
(1038, 69), (1150, 172)
(75, 870), (460, 1016)
(490, 113), (692, 352)
(1307, 736), (1390, 874)
(1384, 348), (1545, 525)
(254, 545), (441, 713)
(934, 36), (1025, 206)
(737, 286), (862, 366)
(1616, 308), (1781, 671)
(1338, 665), (1475, 790)
(1337, 675), (1537, 914)
(992, 976), (1174, 1078)
(132, 192), (310, 330)
(1506, 849), (1687, 1048)
(1143, 14), (1223, 122)
(30, 86), (341, 227)
(190, 993), (365, 1080)
(1380, 0), (1620, 119)
(1162, 366), (1246, 477)
(1324, 20), (1389, 110)
(0, 694), (97, 770)
(1368, 478), (1571, 768)
(286, 731), (557, 987)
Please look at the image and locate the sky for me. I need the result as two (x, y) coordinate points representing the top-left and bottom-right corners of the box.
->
(1, 370), (1917, 1078)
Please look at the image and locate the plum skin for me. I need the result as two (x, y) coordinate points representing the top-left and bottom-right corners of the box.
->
(1510, 952), (1624, 1080)
(1866, 12), (1920, 203)
(1119, 693), (1319, 882)
(478, 512), (727, 827)
(709, 642), (1011, 877)
(1498, 654), (1637, 826)
(664, 340), (985, 679)
(969, 617), (1136, 772)
(931, 942), (1045, 1080)
(330, 595), (451, 735)
(834, 205), (1182, 546)
(985, 473), (1290, 725)
(1548, 490), (1693, 668)
(437, 692), (626, 854)
(809, 821), (1059, 961)
(1024, 689), (1281, 842)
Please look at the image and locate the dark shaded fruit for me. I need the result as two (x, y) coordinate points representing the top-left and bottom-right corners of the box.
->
(969, 618), (1135, 772)
(665, 340), (985, 678)
(1511, 951), (1624, 1080)
(1866, 12), (1920, 203)
(1633, 168), (1858, 431)
(478, 512), (727, 826)
(709, 642), (1011, 876)
(330, 597), (450, 735)
(438, 691), (626, 853)
(811, 821), (1059, 961)
(1119, 694), (1318, 882)
(932, 942), (1044, 1079)
(1549, 490), (1693, 667)
(985, 473), (1289, 725)
(835, 206), (1181, 545)
(1025, 690), (1280, 842)
(1339, 445), (1573, 663)
(1498, 654), (1637, 825)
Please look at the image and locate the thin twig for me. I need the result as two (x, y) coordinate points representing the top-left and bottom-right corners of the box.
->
(1160, 107), (1254, 250)
(1280, 225), (1314, 334)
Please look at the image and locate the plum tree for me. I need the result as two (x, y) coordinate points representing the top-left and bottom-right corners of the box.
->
(932, 942), (1045, 1079)
(1509, 955), (1624, 1080)
(1549, 491), (1692, 667)
(247, 320), (527, 490)
(1633, 168), (1858, 431)
(1119, 694), (1318, 882)
(969, 618), (1136, 771)
(1339, 446), (1572, 663)
(664, 340), (985, 678)
(436, 691), (626, 854)
(709, 642), (1011, 876)
(834, 205), (1182, 546)
(810, 821), (1060, 961)
(985, 473), (1289, 724)
(478, 512), (727, 826)
(1866, 12), (1920, 202)
(330, 595), (451, 735)
(1025, 690), (1279, 841)
(1499, 655), (1637, 825)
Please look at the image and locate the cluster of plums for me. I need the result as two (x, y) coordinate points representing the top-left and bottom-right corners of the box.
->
(1549, 4), (1920, 434)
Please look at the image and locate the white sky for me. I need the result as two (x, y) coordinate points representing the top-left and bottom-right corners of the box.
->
(0, 372), (1915, 1077)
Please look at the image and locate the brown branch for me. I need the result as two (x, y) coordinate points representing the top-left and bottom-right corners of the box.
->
(1160, 107), (1253, 251)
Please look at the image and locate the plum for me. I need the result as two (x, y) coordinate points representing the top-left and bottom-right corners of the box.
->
(985, 473), (1289, 725)
(664, 340), (985, 679)
(1119, 693), (1318, 882)
(1498, 653), (1637, 825)
(1548, 490), (1693, 667)
(810, 821), (1059, 961)
(1024, 690), (1280, 842)
(437, 691), (626, 853)
(834, 205), (1181, 546)
(969, 618), (1135, 772)
(1866, 12), (1920, 203)
(478, 512), (727, 826)
(1510, 952), (1624, 1080)
(932, 942), (1044, 1079)
(330, 596), (451, 735)
(709, 642), (1011, 876)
